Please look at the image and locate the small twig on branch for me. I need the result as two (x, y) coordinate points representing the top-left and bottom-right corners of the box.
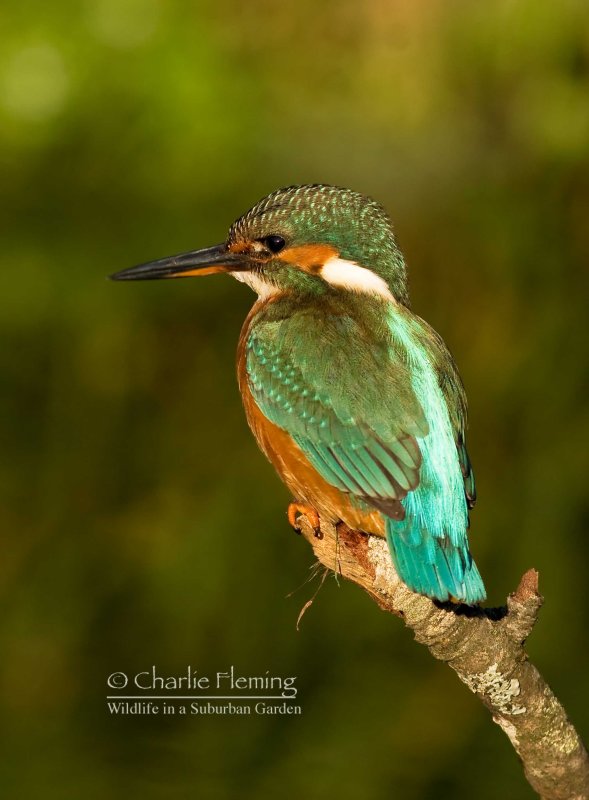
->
(296, 518), (589, 800)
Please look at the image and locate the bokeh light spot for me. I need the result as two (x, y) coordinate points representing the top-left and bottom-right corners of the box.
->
(1, 44), (69, 121)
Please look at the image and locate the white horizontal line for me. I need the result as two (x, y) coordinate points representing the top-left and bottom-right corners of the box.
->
(106, 696), (289, 700)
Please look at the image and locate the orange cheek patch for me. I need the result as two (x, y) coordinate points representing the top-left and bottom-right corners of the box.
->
(228, 241), (252, 254)
(280, 244), (339, 273)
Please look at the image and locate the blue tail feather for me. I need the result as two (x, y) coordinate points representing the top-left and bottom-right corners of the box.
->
(385, 516), (486, 604)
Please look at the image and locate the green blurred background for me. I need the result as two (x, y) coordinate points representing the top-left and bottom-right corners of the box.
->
(2, 1), (588, 798)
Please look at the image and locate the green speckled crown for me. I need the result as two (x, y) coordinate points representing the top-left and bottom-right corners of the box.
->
(229, 185), (410, 305)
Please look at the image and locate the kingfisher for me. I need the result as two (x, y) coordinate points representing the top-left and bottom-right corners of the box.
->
(111, 184), (485, 604)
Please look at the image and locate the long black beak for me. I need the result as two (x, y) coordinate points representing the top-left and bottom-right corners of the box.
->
(110, 243), (246, 281)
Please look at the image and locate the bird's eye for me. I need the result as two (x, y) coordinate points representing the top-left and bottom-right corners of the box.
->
(262, 235), (286, 254)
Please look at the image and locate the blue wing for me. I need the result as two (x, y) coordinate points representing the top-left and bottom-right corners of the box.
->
(246, 307), (485, 603)
(246, 312), (426, 520)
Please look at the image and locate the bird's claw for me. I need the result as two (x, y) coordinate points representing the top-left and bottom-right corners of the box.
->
(288, 503), (322, 538)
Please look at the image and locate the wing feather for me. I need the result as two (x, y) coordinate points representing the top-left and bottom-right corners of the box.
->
(246, 312), (426, 513)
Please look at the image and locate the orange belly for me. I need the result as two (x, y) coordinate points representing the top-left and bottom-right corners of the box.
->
(236, 302), (384, 538)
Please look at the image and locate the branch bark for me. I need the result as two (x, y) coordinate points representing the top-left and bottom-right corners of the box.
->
(296, 518), (589, 800)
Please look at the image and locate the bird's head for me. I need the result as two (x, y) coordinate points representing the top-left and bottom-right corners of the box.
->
(111, 184), (409, 305)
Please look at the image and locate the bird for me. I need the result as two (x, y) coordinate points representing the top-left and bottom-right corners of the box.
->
(111, 184), (485, 604)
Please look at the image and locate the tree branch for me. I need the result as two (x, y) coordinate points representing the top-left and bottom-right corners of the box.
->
(296, 518), (589, 800)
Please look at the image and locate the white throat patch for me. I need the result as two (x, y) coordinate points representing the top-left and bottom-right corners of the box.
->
(320, 257), (395, 301)
(232, 270), (279, 299)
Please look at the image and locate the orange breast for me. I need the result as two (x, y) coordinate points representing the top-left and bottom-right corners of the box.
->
(236, 300), (384, 538)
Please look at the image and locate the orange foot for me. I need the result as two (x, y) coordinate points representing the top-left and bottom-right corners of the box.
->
(287, 503), (322, 539)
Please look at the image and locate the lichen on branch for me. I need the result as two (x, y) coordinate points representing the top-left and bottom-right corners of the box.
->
(295, 518), (589, 800)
